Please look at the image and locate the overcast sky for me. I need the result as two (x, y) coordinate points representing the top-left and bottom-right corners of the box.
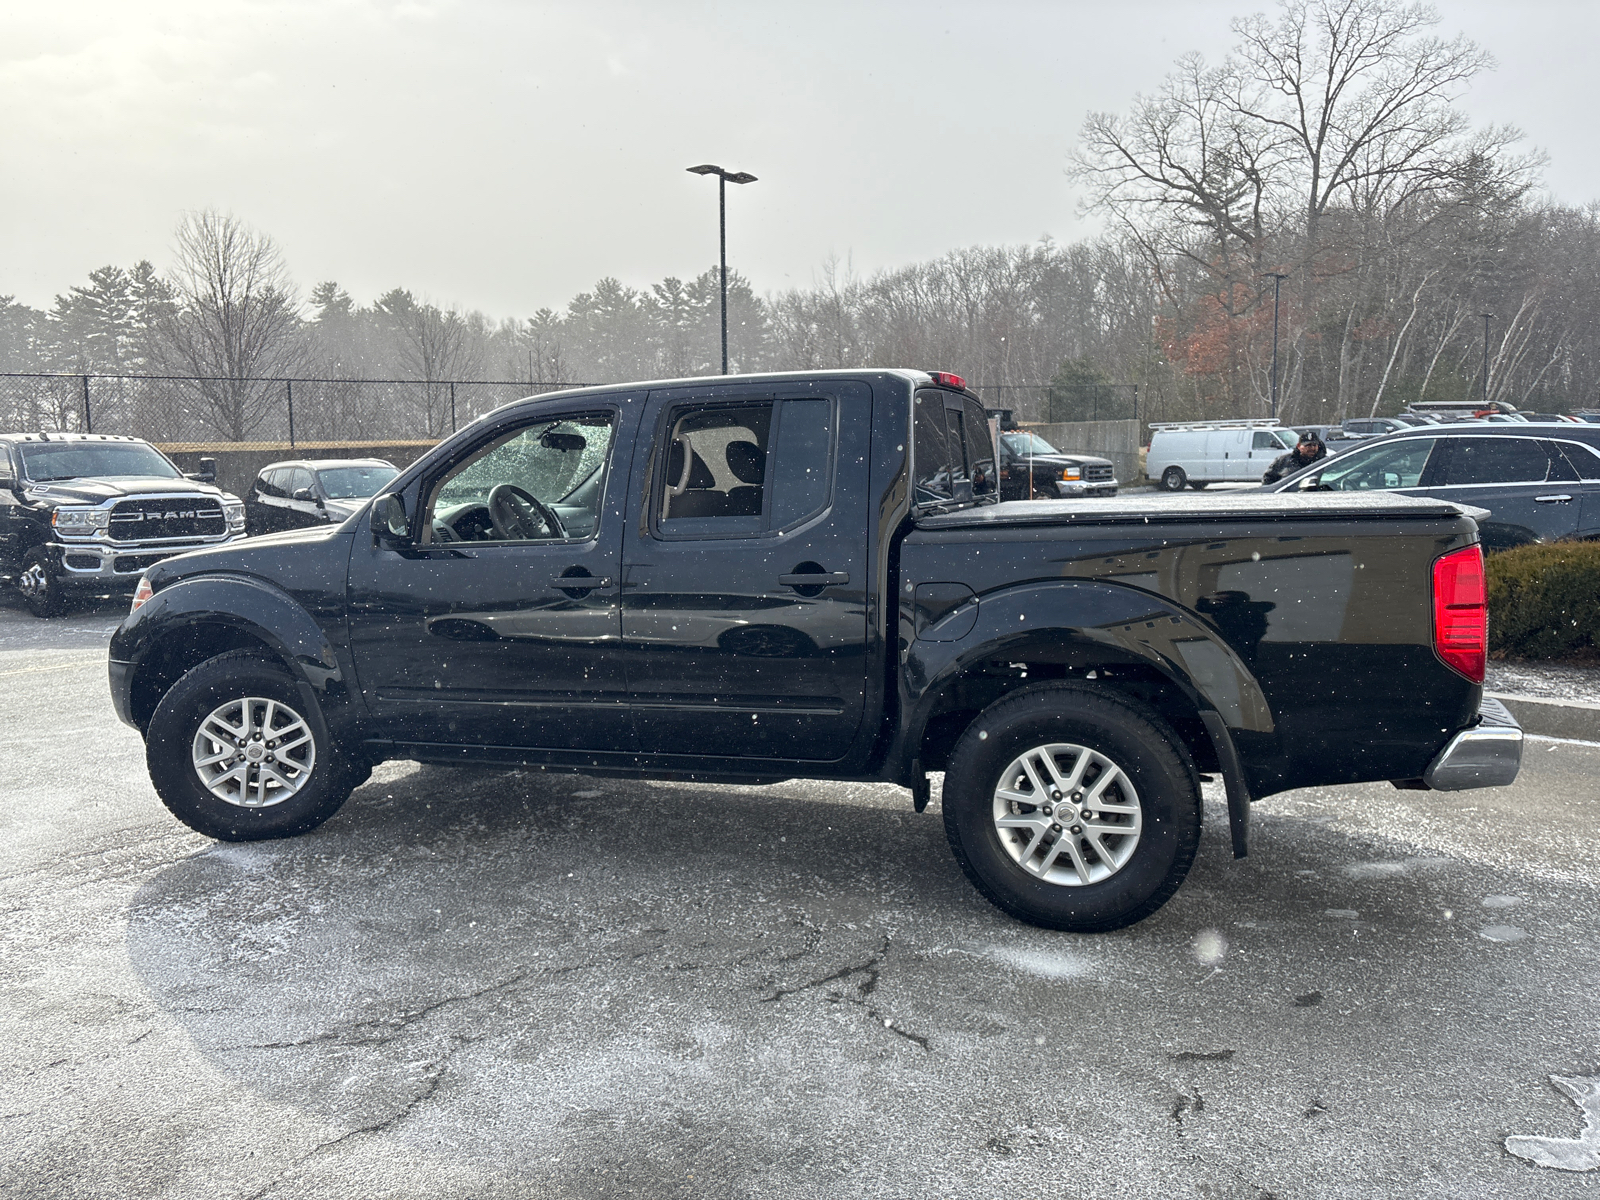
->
(4, 0), (1597, 319)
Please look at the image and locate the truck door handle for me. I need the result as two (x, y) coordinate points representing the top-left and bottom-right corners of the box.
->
(551, 573), (612, 589)
(778, 571), (849, 588)
(1534, 495), (1573, 503)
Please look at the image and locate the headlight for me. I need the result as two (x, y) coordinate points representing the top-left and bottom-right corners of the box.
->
(222, 499), (246, 532)
(51, 506), (111, 532)
(1060, 468), (1081, 481)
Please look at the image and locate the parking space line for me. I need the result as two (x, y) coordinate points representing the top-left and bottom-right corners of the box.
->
(0, 657), (103, 679)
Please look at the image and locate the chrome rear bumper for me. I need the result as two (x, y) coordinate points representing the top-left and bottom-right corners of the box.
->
(1422, 697), (1523, 791)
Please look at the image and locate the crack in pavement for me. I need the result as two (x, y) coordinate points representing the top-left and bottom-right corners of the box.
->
(1171, 1087), (1204, 1131)
(239, 1033), (479, 1199)
(760, 936), (931, 1052)
(225, 968), (531, 1053)
(760, 936), (889, 1003)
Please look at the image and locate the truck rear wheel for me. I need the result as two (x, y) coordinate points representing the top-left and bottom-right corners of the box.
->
(145, 650), (355, 841)
(1159, 466), (1187, 491)
(941, 684), (1202, 932)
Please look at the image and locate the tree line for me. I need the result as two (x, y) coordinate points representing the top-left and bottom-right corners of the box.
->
(2, 0), (1597, 440)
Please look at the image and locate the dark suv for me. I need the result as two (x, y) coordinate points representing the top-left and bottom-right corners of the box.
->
(1265, 422), (1600, 550)
(245, 458), (397, 536)
(0, 433), (245, 616)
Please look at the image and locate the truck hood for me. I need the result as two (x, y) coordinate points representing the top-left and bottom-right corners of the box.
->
(143, 522), (350, 589)
(916, 490), (1490, 530)
(20, 476), (234, 505)
(1006, 452), (1115, 470)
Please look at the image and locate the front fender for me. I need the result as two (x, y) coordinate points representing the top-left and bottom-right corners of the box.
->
(113, 573), (342, 689)
(897, 579), (1274, 770)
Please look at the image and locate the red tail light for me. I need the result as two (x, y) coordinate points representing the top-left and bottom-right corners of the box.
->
(130, 575), (153, 614)
(1432, 545), (1486, 682)
(927, 371), (967, 390)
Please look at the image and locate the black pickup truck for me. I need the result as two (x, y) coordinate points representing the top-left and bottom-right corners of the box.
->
(1, 433), (244, 617)
(107, 370), (1521, 931)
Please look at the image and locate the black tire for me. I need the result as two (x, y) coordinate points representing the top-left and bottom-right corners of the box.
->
(145, 650), (355, 841)
(1188, 480), (1209, 490)
(17, 546), (68, 618)
(941, 684), (1202, 932)
(1159, 466), (1187, 492)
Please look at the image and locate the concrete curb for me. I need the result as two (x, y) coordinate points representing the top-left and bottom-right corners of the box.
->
(1486, 692), (1600, 741)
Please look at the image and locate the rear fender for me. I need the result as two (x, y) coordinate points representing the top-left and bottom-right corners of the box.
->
(909, 580), (1269, 724)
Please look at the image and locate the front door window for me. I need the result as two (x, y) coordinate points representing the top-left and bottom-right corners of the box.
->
(1296, 438), (1436, 491)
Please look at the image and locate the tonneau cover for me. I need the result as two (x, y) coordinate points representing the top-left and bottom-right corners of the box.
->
(915, 490), (1487, 530)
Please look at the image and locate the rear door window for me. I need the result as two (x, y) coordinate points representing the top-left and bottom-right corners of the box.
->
(1435, 437), (1557, 486)
(654, 397), (837, 537)
(768, 399), (835, 529)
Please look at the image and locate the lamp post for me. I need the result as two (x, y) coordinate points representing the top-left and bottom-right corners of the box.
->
(687, 163), (758, 375)
(1482, 312), (1493, 408)
(1266, 272), (1289, 419)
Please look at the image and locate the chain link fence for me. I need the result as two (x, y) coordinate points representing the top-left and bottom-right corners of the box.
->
(0, 373), (587, 445)
(969, 383), (1143, 425)
(2, 372), (1165, 444)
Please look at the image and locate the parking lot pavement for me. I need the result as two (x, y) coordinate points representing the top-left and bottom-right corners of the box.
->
(2, 601), (1598, 1199)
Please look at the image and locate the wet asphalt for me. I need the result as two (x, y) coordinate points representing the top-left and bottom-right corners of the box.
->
(1, 595), (1597, 1199)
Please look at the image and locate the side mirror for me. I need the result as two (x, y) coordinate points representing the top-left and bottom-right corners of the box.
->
(197, 456), (217, 483)
(0, 472), (18, 493)
(374, 493), (411, 546)
(292, 487), (316, 502)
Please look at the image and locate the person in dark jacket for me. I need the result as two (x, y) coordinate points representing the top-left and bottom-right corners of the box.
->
(1263, 431), (1328, 484)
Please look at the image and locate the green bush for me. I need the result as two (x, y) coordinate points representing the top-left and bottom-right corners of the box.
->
(1486, 541), (1600, 659)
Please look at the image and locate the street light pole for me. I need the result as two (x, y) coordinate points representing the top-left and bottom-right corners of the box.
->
(687, 164), (758, 375)
(1482, 312), (1493, 408)
(1267, 273), (1289, 420)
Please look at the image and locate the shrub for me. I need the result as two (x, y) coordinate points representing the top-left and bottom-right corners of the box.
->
(1485, 540), (1600, 659)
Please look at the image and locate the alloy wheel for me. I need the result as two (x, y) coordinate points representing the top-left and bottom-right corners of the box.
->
(191, 695), (317, 809)
(991, 741), (1143, 886)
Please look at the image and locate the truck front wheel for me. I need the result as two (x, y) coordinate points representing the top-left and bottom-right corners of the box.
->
(145, 650), (356, 841)
(17, 547), (67, 618)
(941, 684), (1201, 932)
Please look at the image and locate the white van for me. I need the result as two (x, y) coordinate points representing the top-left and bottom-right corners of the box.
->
(1146, 420), (1298, 490)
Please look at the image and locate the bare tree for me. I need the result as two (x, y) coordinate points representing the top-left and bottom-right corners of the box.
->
(1071, 0), (1515, 418)
(158, 210), (304, 440)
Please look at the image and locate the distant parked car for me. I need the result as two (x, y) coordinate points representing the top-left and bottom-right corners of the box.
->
(1292, 423), (1361, 446)
(245, 458), (398, 536)
(1146, 420), (1297, 490)
(1340, 417), (1416, 437)
(1264, 421), (1600, 551)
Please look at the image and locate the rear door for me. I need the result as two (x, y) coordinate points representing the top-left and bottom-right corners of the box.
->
(621, 380), (873, 762)
(1561, 440), (1600, 536)
(1424, 436), (1582, 550)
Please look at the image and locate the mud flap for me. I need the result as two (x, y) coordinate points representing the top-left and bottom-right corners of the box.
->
(1199, 711), (1253, 859)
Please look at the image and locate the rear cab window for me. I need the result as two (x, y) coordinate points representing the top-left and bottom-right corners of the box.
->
(913, 388), (997, 509)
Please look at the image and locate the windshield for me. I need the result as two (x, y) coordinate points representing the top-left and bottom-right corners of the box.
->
(316, 464), (399, 499)
(1001, 431), (1060, 456)
(18, 441), (181, 481)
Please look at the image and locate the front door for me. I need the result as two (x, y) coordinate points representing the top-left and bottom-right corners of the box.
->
(347, 400), (638, 752)
(621, 381), (872, 762)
